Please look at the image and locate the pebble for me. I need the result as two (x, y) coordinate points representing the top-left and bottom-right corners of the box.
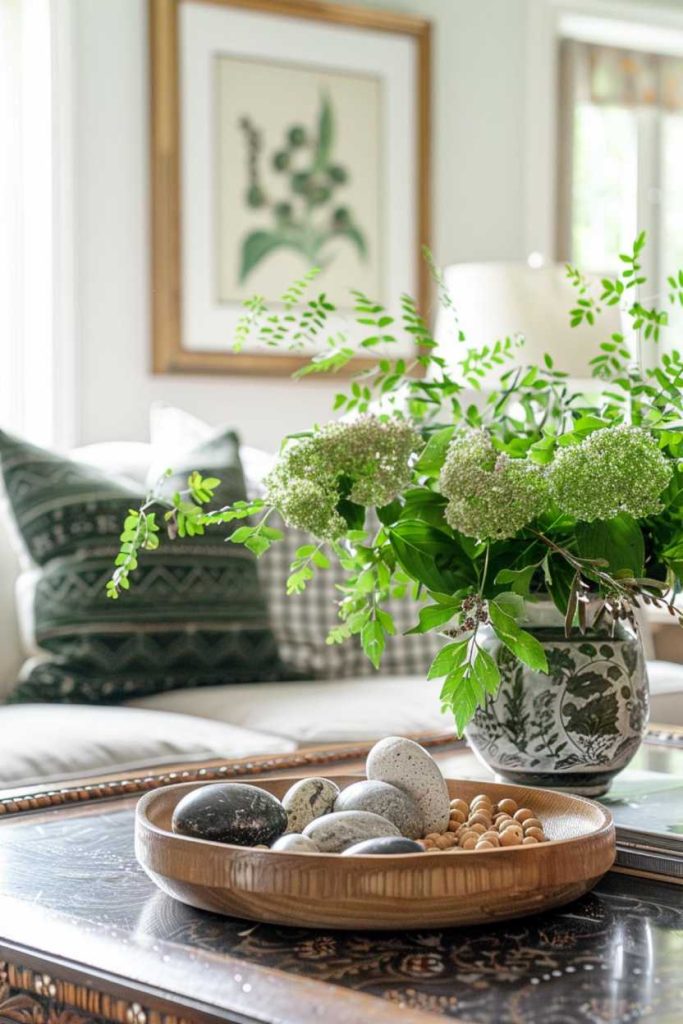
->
(342, 837), (424, 856)
(335, 780), (424, 839)
(171, 783), (287, 847)
(303, 810), (400, 853)
(366, 736), (450, 834)
(270, 833), (319, 853)
(282, 777), (340, 834)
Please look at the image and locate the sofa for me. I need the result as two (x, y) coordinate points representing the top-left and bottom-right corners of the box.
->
(1, 428), (682, 791)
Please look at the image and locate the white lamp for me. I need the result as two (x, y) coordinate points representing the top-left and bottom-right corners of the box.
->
(433, 260), (624, 387)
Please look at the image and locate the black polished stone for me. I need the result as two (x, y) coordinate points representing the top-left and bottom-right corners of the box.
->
(171, 782), (287, 846)
(342, 837), (424, 856)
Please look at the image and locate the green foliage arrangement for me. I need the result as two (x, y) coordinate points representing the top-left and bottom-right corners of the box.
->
(238, 94), (367, 281)
(109, 234), (683, 734)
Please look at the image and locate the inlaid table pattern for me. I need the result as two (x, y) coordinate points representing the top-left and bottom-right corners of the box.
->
(0, 735), (681, 1024)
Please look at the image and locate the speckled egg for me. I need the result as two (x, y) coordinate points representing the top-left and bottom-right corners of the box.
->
(342, 837), (424, 856)
(282, 777), (340, 833)
(171, 783), (287, 847)
(366, 736), (450, 834)
(270, 833), (319, 853)
(303, 810), (400, 853)
(335, 780), (424, 839)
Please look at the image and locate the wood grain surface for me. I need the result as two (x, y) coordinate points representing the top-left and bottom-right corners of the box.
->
(136, 775), (615, 930)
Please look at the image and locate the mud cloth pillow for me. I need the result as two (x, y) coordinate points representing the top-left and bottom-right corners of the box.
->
(0, 429), (284, 703)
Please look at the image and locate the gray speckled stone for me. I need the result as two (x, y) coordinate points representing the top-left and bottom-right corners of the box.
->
(366, 736), (450, 834)
(171, 783), (287, 847)
(270, 833), (319, 853)
(342, 837), (424, 856)
(335, 780), (424, 839)
(302, 810), (400, 853)
(282, 777), (340, 833)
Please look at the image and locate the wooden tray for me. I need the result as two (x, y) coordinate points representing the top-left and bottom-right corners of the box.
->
(135, 775), (615, 930)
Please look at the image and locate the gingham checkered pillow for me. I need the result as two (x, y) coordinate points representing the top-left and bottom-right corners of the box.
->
(242, 447), (441, 680)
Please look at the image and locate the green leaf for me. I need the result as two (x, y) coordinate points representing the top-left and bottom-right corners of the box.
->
(361, 619), (385, 670)
(489, 599), (548, 672)
(414, 426), (455, 476)
(427, 640), (468, 680)
(494, 563), (541, 596)
(472, 647), (501, 695)
(376, 499), (402, 527)
(405, 603), (457, 634)
(338, 498), (366, 531)
(440, 670), (480, 735)
(492, 591), (526, 618)
(314, 93), (334, 170)
(240, 231), (293, 283)
(388, 520), (469, 593)
(575, 514), (644, 577)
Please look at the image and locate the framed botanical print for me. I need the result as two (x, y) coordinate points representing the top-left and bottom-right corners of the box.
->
(150, 0), (431, 374)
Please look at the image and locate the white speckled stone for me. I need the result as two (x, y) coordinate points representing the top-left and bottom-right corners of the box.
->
(270, 833), (320, 853)
(334, 780), (424, 839)
(366, 736), (450, 834)
(302, 810), (400, 853)
(282, 777), (340, 833)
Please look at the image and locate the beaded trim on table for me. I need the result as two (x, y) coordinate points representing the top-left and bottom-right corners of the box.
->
(0, 733), (462, 819)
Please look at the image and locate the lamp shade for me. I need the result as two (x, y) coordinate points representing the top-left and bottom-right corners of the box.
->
(433, 262), (624, 383)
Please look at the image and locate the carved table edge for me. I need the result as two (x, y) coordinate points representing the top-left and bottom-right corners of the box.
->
(0, 956), (215, 1024)
(0, 732), (465, 819)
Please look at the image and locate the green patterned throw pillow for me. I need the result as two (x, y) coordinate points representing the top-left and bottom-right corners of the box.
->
(0, 430), (284, 703)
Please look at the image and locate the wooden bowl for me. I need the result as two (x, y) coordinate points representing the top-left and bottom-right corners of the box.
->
(135, 775), (615, 930)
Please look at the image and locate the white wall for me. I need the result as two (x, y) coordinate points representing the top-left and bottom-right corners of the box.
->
(70, 0), (683, 450)
(71, 0), (533, 449)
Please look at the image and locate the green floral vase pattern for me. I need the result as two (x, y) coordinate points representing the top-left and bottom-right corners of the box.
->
(465, 604), (649, 795)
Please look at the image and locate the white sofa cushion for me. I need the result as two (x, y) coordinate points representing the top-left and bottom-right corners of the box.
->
(130, 659), (683, 744)
(0, 704), (295, 788)
(129, 675), (451, 745)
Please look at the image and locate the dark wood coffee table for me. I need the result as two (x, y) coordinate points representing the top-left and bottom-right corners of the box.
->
(0, 735), (681, 1024)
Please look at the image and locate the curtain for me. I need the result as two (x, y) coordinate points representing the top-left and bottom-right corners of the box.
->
(566, 39), (683, 112)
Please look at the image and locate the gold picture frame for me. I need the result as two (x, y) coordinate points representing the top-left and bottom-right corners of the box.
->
(150, 0), (431, 375)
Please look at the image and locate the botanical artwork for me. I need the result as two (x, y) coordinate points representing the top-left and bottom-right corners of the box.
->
(216, 56), (382, 304)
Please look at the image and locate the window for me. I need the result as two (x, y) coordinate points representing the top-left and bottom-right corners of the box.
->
(558, 37), (683, 322)
(0, 0), (74, 448)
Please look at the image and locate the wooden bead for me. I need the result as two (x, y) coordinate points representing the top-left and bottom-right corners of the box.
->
(500, 828), (523, 846)
(447, 819), (460, 833)
(480, 830), (500, 846)
(460, 835), (478, 850)
(475, 840), (495, 850)
(425, 833), (441, 842)
(470, 794), (493, 808)
(449, 808), (466, 824)
(434, 835), (451, 850)
(500, 820), (524, 834)
(525, 827), (546, 841)
(513, 808), (534, 824)
(493, 813), (512, 827)
(522, 836), (539, 845)
(497, 798), (518, 815)
(523, 818), (543, 831)
(450, 799), (469, 815)
(468, 811), (491, 827)
(468, 822), (486, 834)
